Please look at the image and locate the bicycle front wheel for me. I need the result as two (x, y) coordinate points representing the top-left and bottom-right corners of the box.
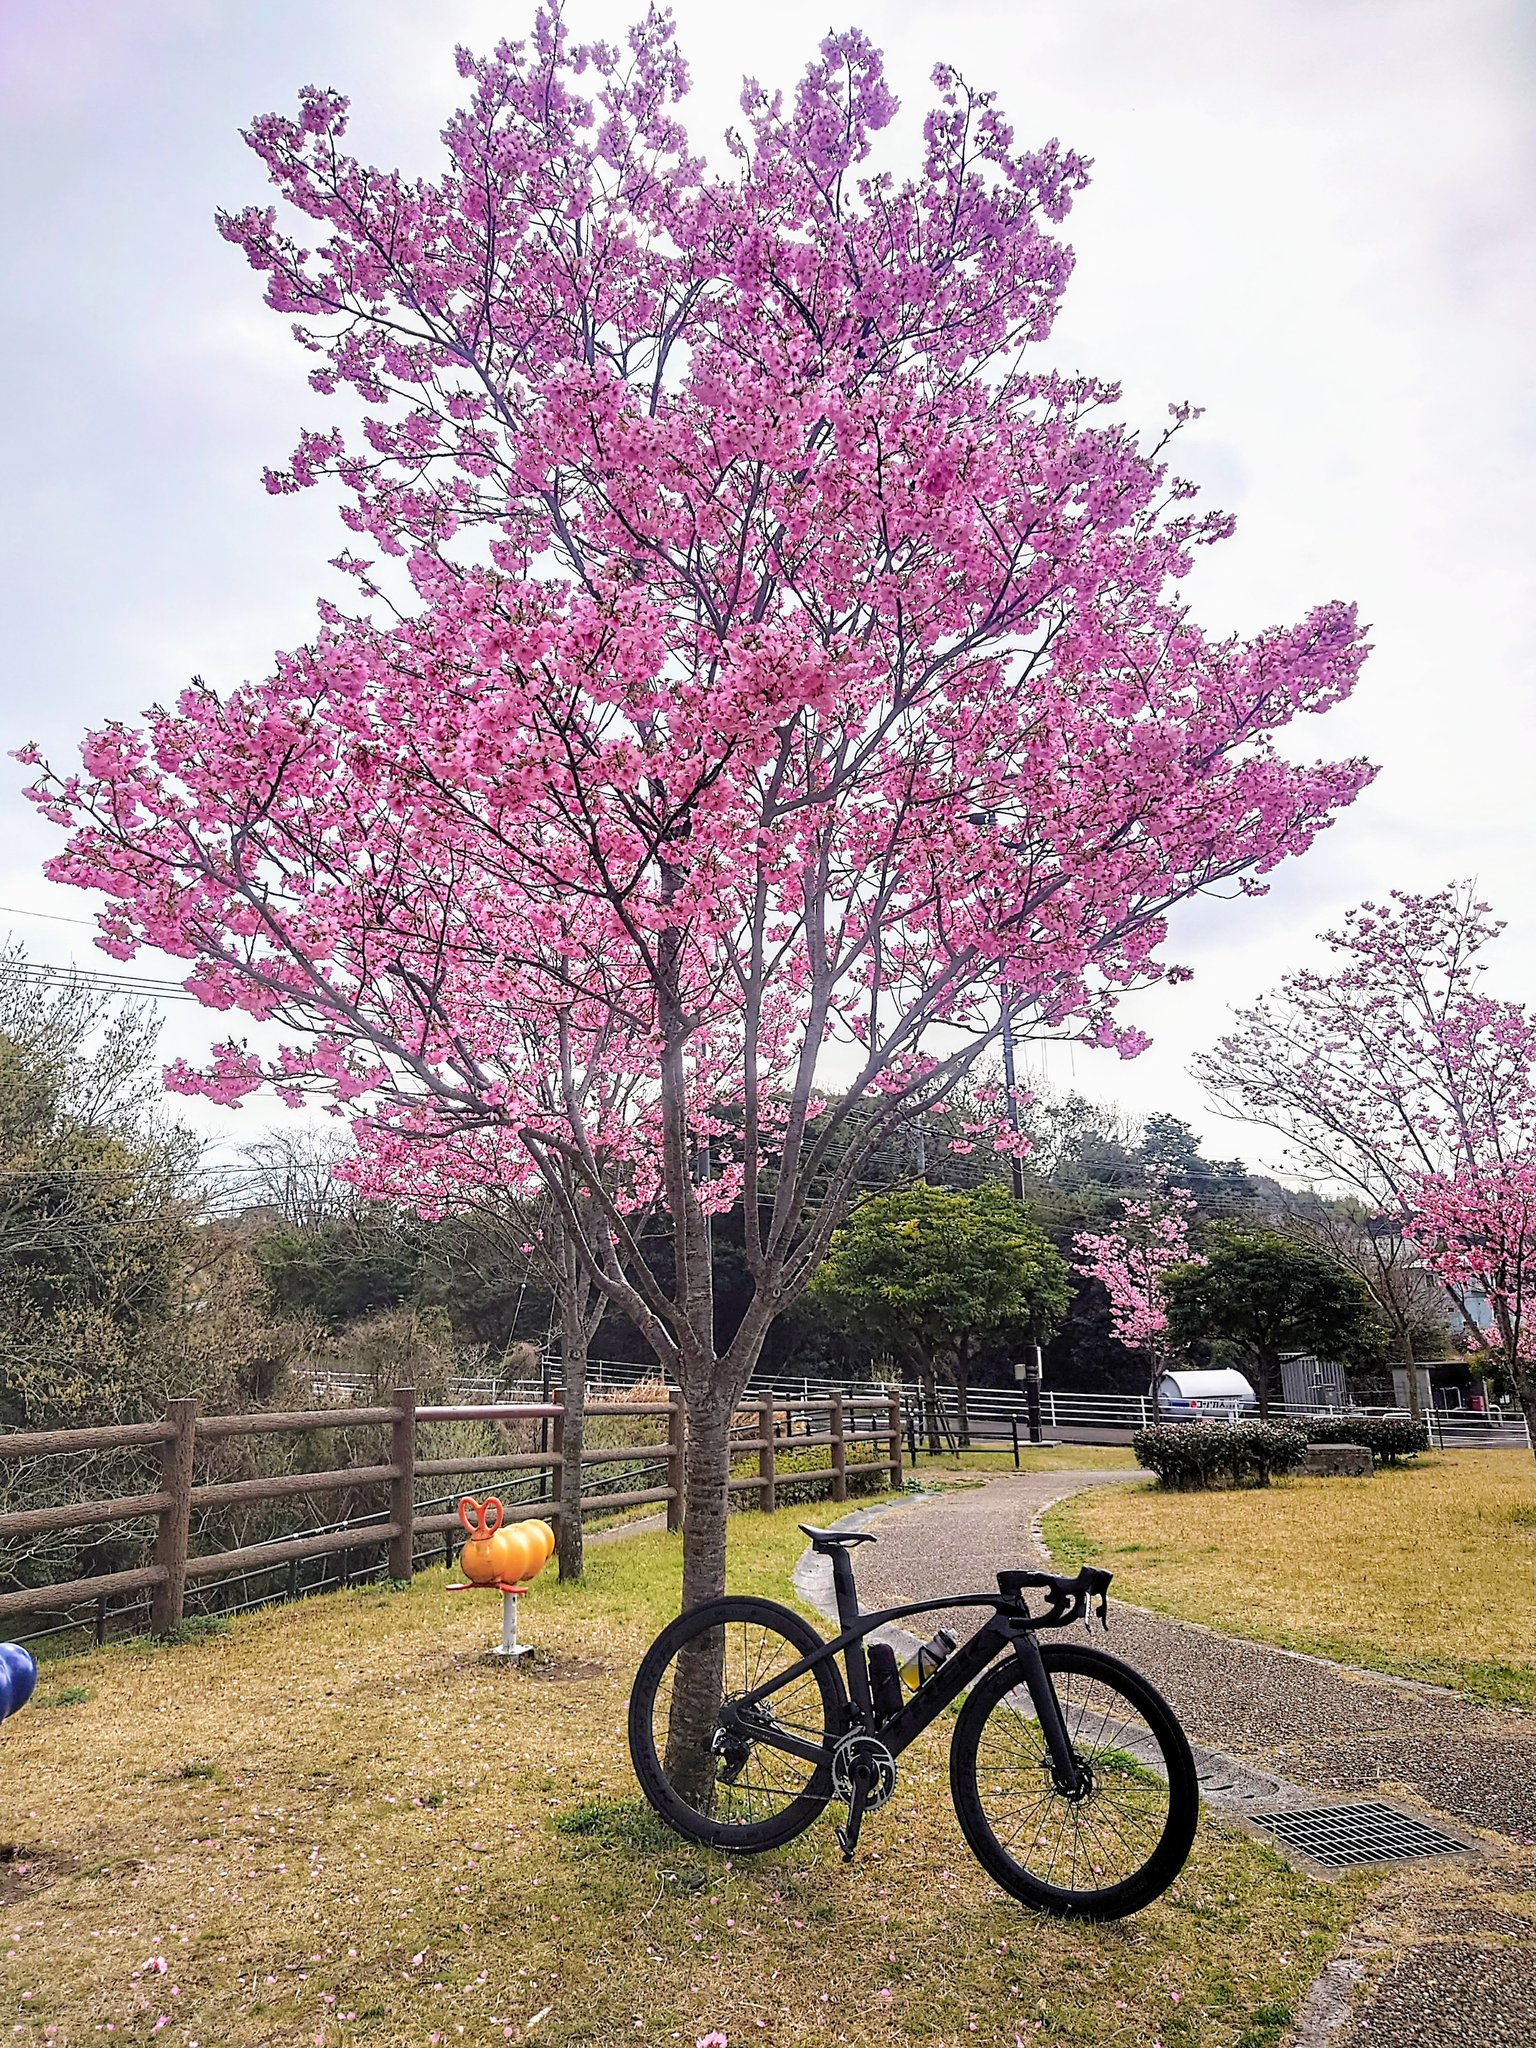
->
(628, 1595), (846, 1852)
(951, 1643), (1198, 1919)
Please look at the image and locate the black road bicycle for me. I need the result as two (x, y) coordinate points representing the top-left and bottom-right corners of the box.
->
(628, 1524), (1199, 1920)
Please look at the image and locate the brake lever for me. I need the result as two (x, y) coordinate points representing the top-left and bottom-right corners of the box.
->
(1076, 1568), (1111, 1631)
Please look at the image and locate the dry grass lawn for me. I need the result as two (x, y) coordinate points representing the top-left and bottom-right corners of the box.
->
(1047, 1448), (1536, 1707)
(2, 1505), (1364, 2048)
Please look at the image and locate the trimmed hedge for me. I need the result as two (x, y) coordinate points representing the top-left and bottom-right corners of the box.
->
(1302, 1414), (1429, 1465)
(1132, 1421), (1308, 1490)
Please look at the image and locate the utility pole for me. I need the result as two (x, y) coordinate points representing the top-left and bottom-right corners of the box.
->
(970, 805), (1029, 1206)
(1000, 995), (1026, 1203)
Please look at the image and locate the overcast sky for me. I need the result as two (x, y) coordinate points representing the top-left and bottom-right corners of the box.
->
(1, 0), (1532, 1177)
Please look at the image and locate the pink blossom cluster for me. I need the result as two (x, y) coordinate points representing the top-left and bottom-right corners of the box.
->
(1073, 1175), (1200, 1351)
(1409, 1158), (1536, 1366)
(22, 12), (1371, 1388)
(1200, 886), (1536, 1201)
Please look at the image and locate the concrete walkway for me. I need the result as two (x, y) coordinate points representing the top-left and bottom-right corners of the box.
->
(811, 1470), (1536, 2047)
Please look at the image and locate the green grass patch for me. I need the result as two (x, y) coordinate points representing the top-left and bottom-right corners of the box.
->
(552, 1795), (675, 1852)
(0, 1496), (1365, 2045)
(39, 1684), (92, 1708)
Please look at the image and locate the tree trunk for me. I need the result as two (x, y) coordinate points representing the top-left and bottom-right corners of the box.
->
(1256, 1348), (1275, 1422)
(1392, 1319), (1424, 1425)
(1491, 1300), (1536, 1466)
(555, 1280), (588, 1583)
(953, 1339), (971, 1449)
(921, 1362), (942, 1455)
(663, 1385), (738, 1807)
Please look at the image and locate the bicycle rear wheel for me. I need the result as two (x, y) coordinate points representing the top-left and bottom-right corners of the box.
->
(950, 1643), (1198, 1919)
(628, 1595), (846, 1852)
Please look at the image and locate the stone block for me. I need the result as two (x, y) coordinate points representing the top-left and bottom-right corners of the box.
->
(1302, 1443), (1374, 1478)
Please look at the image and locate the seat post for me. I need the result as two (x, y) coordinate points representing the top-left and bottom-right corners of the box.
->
(829, 1545), (861, 1629)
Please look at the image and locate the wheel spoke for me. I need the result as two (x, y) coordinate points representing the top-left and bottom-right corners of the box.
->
(967, 1654), (1185, 1904)
(642, 1608), (833, 1838)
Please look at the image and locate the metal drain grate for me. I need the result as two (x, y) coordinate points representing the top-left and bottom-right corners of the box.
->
(1252, 1800), (1474, 1869)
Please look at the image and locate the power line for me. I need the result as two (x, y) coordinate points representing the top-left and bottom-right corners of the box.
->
(8, 960), (199, 1003)
(0, 903), (98, 928)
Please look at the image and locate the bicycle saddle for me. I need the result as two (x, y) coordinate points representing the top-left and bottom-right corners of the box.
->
(799, 1524), (877, 1553)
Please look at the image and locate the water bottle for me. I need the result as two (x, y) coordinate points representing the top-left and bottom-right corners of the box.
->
(898, 1626), (957, 1690)
(867, 1642), (904, 1721)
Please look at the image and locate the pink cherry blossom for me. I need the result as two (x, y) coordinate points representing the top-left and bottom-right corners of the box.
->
(22, 11), (1375, 1607)
(1409, 1157), (1536, 1379)
(1074, 1172), (1202, 1413)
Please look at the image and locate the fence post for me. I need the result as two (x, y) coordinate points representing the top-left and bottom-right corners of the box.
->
(758, 1397), (777, 1513)
(666, 1396), (685, 1532)
(830, 1393), (848, 1503)
(151, 1396), (198, 1635)
(887, 1389), (903, 1491)
(388, 1385), (416, 1582)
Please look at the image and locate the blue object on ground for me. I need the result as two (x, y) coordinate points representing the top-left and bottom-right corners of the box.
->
(0, 1642), (38, 1722)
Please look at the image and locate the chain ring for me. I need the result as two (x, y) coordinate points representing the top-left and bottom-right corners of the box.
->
(831, 1733), (898, 1810)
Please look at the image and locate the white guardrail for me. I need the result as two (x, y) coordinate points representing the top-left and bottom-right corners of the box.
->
(310, 1356), (1532, 1451)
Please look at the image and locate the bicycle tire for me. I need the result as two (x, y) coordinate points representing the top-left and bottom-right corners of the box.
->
(950, 1642), (1198, 1919)
(628, 1594), (847, 1852)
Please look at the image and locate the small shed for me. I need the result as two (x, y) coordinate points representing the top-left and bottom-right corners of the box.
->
(1155, 1368), (1254, 1421)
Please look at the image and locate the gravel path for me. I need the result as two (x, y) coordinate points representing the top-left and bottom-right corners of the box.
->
(843, 1471), (1536, 1841)
(827, 1471), (1536, 2045)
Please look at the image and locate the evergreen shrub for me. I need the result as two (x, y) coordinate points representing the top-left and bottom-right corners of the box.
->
(1302, 1414), (1429, 1464)
(1132, 1421), (1308, 1489)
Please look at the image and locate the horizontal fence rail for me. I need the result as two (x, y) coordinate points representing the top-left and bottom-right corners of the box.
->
(11, 1361), (1520, 1649)
(308, 1354), (1531, 1454)
(0, 1385), (904, 1647)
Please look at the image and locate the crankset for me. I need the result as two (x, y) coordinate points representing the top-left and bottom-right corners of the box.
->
(831, 1734), (898, 1860)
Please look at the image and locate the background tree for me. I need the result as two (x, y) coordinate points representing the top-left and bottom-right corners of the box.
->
(811, 1181), (1071, 1447)
(1196, 885), (1536, 1418)
(0, 958), (333, 1602)
(1072, 1172), (1201, 1421)
(1162, 1225), (1385, 1418)
(1410, 1159), (1536, 1452)
(28, 12), (1372, 1737)
(0, 951), (198, 1428)
(1279, 1192), (1451, 1385)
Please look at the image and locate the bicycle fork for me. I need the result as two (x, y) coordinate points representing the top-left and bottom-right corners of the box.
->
(1010, 1631), (1088, 1797)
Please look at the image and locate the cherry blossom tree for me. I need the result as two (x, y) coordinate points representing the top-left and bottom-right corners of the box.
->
(1410, 1159), (1536, 1451)
(1196, 885), (1536, 1418)
(24, 10), (1373, 1672)
(1073, 1173), (1201, 1420)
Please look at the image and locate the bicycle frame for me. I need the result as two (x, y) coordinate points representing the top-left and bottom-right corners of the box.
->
(718, 1547), (1085, 1793)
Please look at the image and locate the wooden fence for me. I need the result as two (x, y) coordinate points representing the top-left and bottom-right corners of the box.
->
(0, 1388), (903, 1635)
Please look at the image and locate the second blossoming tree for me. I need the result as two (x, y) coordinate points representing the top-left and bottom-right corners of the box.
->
(27, 12), (1373, 1620)
(1197, 884), (1536, 1441)
(1074, 1175), (1202, 1420)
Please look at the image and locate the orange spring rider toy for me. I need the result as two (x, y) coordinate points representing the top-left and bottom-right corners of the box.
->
(451, 1496), (555, 1662)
